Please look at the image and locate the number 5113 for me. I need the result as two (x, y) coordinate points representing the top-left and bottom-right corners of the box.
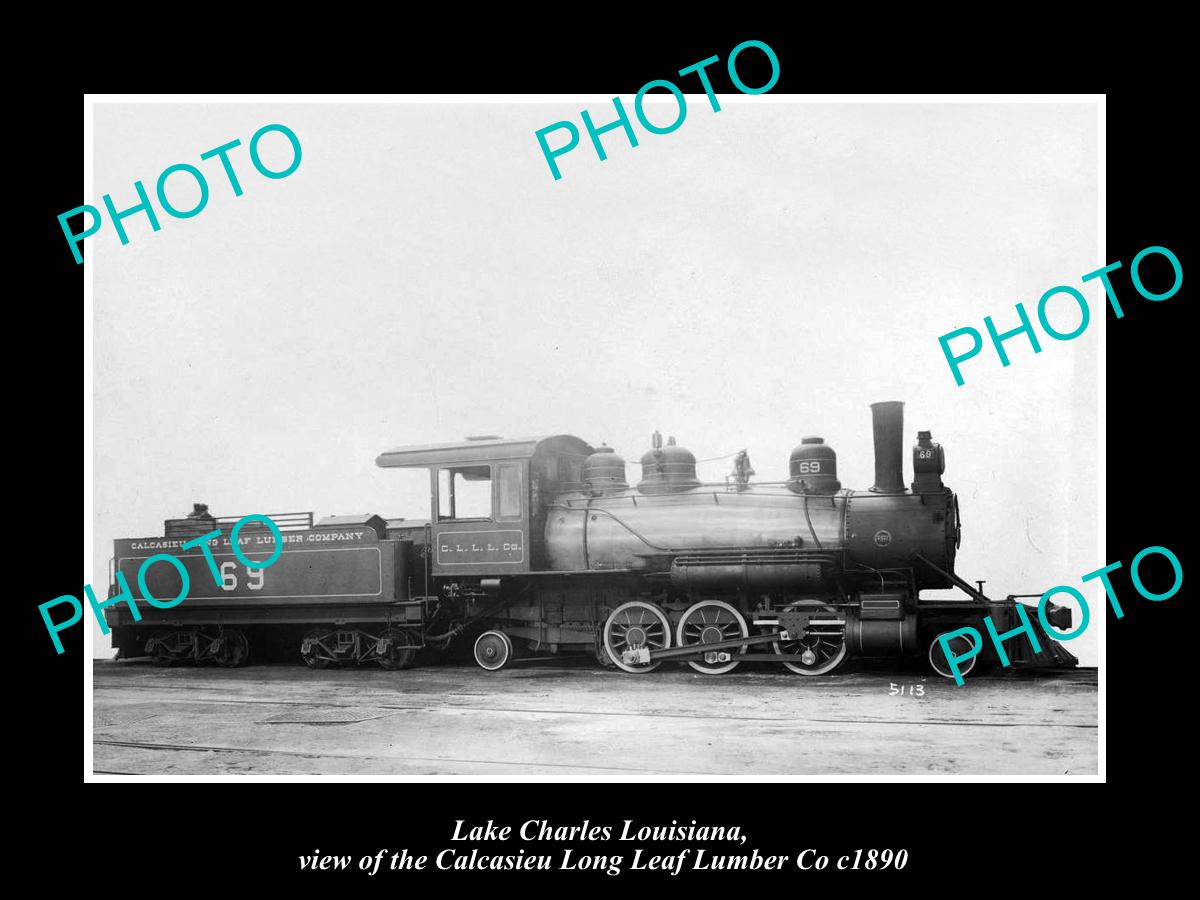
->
(889, 683), (924, 696)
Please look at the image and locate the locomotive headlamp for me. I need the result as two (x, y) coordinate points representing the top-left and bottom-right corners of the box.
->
(912, 430), (946, 493)
(1042, 599), (1072, 631)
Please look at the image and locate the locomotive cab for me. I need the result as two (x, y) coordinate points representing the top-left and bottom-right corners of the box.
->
(375, 434), (594, 575)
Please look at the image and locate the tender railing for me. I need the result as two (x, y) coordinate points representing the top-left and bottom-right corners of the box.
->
(163, 511), (314, 538)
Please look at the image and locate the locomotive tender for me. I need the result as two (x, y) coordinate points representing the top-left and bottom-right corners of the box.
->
(106, 401), (1077, 678)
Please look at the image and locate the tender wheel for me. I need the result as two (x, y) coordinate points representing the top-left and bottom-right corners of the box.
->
(147, 630), (175, 667)
(301, 628), (333, 669)
(378, 628), (418, 670)
(929, 631), (979, 679)
(773, 601), (848, 676)
(474, 630), (513, 671)
(213, 628), (250, 668)
(675, 600), (748, 674)
(602, 601), (672, 674)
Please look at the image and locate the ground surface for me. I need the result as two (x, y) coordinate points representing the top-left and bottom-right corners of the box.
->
(92, 659), (1097, 776)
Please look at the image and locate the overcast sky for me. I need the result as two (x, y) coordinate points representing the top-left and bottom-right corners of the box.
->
(91, 99), (1099, 666)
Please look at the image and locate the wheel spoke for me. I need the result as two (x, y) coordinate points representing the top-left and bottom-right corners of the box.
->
(676, 601), (747, 674)
(604, 601), (672, 674)
(773, 603), (847, 675)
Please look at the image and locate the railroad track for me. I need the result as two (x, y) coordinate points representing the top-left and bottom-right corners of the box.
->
(92, 664), (1098, 775)
(91, 682), (1097, 729)
(92, 738), (727, 777)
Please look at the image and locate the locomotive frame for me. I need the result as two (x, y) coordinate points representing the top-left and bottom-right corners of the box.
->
(105, 401), (1078, 679)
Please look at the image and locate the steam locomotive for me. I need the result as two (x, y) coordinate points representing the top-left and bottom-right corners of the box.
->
(105, 401), (1077, 678)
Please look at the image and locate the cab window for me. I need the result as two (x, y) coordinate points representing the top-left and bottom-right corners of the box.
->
(497, 463), (522, 520)
(438, 465), (492, 520)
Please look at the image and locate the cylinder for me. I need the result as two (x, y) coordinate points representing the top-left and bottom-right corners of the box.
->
(870, 401), (905, 494)
(846, 615), (917, 656)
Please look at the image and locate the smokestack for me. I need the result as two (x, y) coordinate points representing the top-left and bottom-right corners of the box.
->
(870, 401), (905, 493)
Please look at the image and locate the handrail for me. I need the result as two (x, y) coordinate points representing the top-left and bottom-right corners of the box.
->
(164, 511), (315, 538)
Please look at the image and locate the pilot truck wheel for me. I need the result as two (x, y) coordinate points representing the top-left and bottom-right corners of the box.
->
(929, 631), (979, 679)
